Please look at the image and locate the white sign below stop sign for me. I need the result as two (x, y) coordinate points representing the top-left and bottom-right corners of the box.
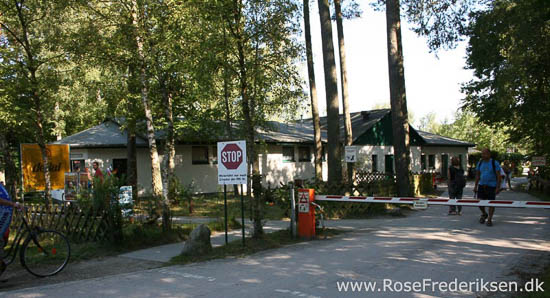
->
(217, 140), (247, 185)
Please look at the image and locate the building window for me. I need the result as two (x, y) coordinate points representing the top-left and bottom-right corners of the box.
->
(71, 159), (85, 172)
(428, 154), (435, 169)
(298, 146), (311, 162)
(441, 154), (449, 177)
(112, 159), (128, 181)
(192, 146), (209, 165)
(321, 145), (327, 162)
(421, 155), (427, 171)
(385, 155), (394, 174)
(282, 146), (295, 163)
(372, 155), (378, 172)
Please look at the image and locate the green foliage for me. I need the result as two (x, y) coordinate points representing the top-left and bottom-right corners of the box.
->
(422, 109), (524, 153)
(414, 173), (435, 196)
(120, 223), (188, 250)
(372, 0), (487, 52)
(462, 0), (550, 155)
(169, 179), (195, 207)
(206, 217), (242, 232)
(76, 175), (125, 242)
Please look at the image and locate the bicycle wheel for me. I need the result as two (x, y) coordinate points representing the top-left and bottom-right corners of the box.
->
(20, 230), (70, 277)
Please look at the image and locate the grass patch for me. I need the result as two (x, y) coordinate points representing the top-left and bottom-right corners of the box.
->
(422, 188), (445, 198)
(66, 223), (191, 262)
(514, 183), (550, 202)
(205, 217), (242, 232)
(170, 228), (344, 265)
(169, 193), (288, 220)
(515, 265), (550, 298)
(66, 218), (243, 263)
(525, 189), (550, 202)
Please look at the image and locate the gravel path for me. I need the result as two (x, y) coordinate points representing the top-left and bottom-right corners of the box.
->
(0, 256), (163, 292)
(2, 178), (548, 297)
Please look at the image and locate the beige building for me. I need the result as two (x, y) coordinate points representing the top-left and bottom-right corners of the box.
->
(55, 109), (474, 195)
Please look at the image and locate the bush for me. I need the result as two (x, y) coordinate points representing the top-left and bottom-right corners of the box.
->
(76, 175), (124, 242)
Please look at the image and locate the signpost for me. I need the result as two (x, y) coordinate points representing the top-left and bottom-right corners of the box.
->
(217, 141), (247, 246)
(532, 156), (546, 167)
(345, 146), (357, 163)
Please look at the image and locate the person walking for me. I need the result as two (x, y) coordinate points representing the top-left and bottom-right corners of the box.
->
(448, 156), (466, 215)
(502, 161), (512, 189)
(92, 161), (104, 182)
(474, 148), (502, 227)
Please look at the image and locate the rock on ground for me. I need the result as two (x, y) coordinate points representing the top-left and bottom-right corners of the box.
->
(181, 224), (212, 256)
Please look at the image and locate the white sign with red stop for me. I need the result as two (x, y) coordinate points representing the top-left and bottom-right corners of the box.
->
(217, 140), (248, 185)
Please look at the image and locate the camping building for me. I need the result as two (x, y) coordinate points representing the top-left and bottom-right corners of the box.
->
(54, 109), (475, 195)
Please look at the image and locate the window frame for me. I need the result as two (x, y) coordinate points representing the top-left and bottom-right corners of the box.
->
(298, 146), (311, 162)
(428, 154), (436, 169)
(421, 154), (427, 171)
(282, 146), (295, 163)
(385, 154), (395, 174)
(192, 146), (209, 165)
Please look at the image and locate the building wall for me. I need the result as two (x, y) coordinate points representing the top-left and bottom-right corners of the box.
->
(355, 145), (422, 173)
(70, 144), (468, 195)
(420, 146), (469, 174)
(259, 144), (323, 187)
(172, 145), (220, 194)
(69, 147), (152, 195)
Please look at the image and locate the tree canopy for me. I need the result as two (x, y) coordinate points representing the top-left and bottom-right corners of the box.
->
(462, 0), (550, 155)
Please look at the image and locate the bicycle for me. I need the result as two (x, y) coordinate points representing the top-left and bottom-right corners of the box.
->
(2, 207), (71, 277)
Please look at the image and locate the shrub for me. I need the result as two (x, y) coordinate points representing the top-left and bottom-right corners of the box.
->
(76, 175), (124, 242)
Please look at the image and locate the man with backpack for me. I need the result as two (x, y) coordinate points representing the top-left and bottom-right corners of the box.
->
(448, 156), (466, 215)
(474, 148), (502, 227)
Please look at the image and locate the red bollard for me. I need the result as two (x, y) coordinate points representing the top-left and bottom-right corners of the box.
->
(297, 189), (315, 239)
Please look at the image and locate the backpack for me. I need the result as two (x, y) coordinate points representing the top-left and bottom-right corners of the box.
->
(477, 159), (498, 180)
(450, 166), (466, 189)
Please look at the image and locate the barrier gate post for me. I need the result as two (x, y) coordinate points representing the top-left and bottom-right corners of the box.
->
(298, 189), (315, 239)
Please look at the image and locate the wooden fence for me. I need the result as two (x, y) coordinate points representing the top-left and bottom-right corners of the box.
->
(355, 172), (396, 185)
(354, 171), (434, 196)
(9, 203), (116, 243)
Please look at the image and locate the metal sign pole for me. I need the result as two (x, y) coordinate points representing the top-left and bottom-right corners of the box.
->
(289, 182), (296, 238)
(224, 184), (228, 245)
(19, 144), (24, 204)
(240, 184), (245, 246)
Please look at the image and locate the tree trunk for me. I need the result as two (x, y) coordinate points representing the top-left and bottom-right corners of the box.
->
(35, 105), (52, 207)
(304, 0), (323, 181)
(162, 87), (176, 207)
(222, 25), (239, 195)
(54, 102), (63, 141)
(318, 0), (342, 185)
(335, 0), (354, 187)
(126, 122), (138, 199)
(233, 0), (262, 237)
(386, 0), (411, 196)
(131, 1), (166, 227)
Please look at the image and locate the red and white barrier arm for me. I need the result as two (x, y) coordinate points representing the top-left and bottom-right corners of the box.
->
(315, 195), (550, 209)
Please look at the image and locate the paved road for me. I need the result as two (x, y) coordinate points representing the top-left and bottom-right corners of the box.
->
(3, 182), (549, 297)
